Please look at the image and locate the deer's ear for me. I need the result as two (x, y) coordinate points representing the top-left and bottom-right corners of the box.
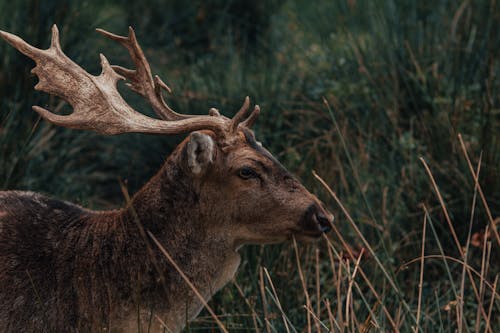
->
(185, 132), (216, 176)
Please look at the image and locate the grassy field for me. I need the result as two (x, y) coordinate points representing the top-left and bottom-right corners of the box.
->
(0, 0), (498, 331)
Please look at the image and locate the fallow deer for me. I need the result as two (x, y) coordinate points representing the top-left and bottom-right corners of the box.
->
(0, 25), (333, 332)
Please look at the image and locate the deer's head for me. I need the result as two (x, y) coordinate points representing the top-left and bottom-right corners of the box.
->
(0, 25), (333, 245)
(178, 126), (333, 245)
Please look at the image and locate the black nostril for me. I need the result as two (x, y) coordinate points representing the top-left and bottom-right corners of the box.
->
(316, 213), (332, 233)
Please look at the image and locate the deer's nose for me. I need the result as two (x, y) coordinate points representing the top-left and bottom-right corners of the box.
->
(300, 203), (334, 236)
(315, 210), (333, 233)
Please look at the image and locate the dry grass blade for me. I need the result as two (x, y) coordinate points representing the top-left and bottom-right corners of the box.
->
(303, 304), (330, 331)
(324, 228), (398, 332)
(346, 249), (364, 332)
(458, 134), (500, 247)
(324, 299), (342, 332)
(263, 267), (294, 333)
(315, 247), (321, 333)
(475, 236), (492, 333)
(460, 153), (480, 333)
(313, 170), (407, 331)
(419, 157), (462, 255)
(154, 315), (173, 333)
(486, 275), (499, 332)
(414, 213), (427, 333)
(119, 181), (171, 300)
(419, 158), (490, 324)
(325, 241), (344, 332)
(292, 237), (312, 333)
(259, 267), (272, 333)
(400, 255), (500, 298)
(147, 232), (229, 333)
(232, 279), (261, 332)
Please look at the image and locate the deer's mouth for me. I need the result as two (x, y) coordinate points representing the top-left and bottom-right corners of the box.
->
(289, 229), (325, 242)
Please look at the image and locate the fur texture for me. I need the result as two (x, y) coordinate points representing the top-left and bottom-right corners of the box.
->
(0, 130), (333, 332)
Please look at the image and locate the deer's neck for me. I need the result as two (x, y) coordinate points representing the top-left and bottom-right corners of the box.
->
(114, 158), (240, 331)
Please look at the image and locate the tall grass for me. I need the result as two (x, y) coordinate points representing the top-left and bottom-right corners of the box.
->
(0, 0), (498, 331)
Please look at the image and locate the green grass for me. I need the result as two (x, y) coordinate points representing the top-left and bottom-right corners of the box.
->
(0, 0), (498, 331)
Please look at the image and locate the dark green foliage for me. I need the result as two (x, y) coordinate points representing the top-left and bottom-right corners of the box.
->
(0, 0), (498, 331)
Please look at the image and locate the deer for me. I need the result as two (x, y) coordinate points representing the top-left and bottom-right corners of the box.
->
(0, 25), (334, 332)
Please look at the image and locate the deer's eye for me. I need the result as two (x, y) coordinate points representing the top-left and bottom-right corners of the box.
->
(238, 167), (258, 180)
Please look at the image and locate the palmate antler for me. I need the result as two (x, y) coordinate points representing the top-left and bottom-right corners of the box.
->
(0, 25), (259, 137)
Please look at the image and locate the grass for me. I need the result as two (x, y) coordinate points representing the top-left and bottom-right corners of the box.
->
(0, 0), (498, 331)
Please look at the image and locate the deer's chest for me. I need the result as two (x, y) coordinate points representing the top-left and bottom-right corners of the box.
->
(110, 253), (241, 333)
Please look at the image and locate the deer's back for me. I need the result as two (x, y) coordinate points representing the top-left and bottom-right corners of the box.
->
(0, 191), (91, 332)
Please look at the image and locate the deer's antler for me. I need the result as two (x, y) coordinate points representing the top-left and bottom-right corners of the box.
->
(0, 25), (259, 136)
(96, 27), (185, 121)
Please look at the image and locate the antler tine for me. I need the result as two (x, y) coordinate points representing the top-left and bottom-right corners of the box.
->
(230, 96), (251, 132)
(241, 105), (260, 128)
(96, 27), (189, 121)
(50, 24), (62, 50)
(0, 27), (45, 59)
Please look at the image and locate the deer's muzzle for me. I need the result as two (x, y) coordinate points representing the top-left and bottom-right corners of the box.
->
(299, 203), (334, 237)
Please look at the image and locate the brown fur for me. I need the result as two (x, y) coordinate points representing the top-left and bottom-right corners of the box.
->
(0, 129), (333, 332)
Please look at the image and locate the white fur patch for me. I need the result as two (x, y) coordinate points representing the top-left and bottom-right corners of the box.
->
(187, 132), (215, 175)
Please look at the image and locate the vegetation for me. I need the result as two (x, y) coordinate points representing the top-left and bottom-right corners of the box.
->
(0, 0), (498, 331)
